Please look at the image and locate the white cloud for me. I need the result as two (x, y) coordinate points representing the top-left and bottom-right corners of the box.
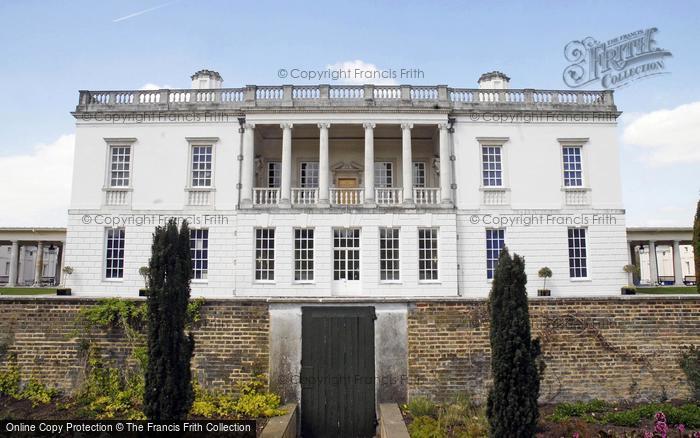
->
(0, 134), (74, 227)
(139, 83), (173, 90)
(325, 60), (398, 85)
(622, 101), (700, 166)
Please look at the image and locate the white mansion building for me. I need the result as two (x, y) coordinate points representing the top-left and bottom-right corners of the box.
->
(65, 70), (628, 297)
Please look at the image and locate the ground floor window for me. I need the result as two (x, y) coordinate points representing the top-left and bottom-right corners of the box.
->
(255, 228), (275, 281)
(568, 228), (588, 278)
(486, 229), (505, 279)
(418, 228), (438, 281)
(379, 228), (400, 281)
(104, 228), (125, 279)
(333, 228), (360, 281)
(294, 228), (314, 281)
(190, 229), (209, 280)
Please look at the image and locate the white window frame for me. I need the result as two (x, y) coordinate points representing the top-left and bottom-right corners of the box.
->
(267, 161), (281, 188)
(412, 161), (426, 188)
(104, 228), (125, 281)
(562, 146), (584, 187)
(255, 228), (275, 282)
(486, 228), (505, 280)
(558, 138), (589, 189)
(481, 145), (503, 187)
(103, 138), (136, 190)
(185, 137), (218, 190)
(476, 137), (510, 190)
(418, 228), (439, 282)
(294, 228), (314, 283)
(108, 145), (132, 187)
(374, 161), (394, 188)
(333, 228), (360, 281)
(189, 229), (209, 281)
(379, 227), (400, 282)
(190, 144), (214, 187)
(568, 227), (589, 280)
(299, 161), (319, 188)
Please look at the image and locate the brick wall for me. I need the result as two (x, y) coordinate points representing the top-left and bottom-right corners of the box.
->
(408, 297), (700, 403)
(0, 297), (269, 393)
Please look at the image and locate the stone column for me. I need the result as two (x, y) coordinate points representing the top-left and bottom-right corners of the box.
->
(33, 241), (44, 286)
(401, 123), (414, 205)
(672, 241), (684, 285)
(240, 123), (256, 207)
(7, 241), (19, 287)
(318, 123), (330, 207)
(280, 123), (293, 207)
(363, 122), (376, 206)
(648, 240), (659, 285)
(56, 242), (65, 286)
(438, 122), (451, 204)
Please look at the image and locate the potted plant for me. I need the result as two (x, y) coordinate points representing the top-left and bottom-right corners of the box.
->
(622, 264), (639, 295)
(537, 267), (552, 296)
(57, 266), (73, 296)
(138, 266), (149, 297)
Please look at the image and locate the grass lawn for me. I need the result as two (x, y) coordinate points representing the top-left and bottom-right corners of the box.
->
(0, 287), (56, 296)
(636, 286), (699, 295)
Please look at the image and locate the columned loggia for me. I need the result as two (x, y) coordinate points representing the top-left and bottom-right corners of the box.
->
(363, 122), (376, 206)
(438, 123), (452, 204)
(280, 123), (293, 207)
(240, 123), (256, 207)
(318, 123), (330, 207)
(401, 123), (414, 205)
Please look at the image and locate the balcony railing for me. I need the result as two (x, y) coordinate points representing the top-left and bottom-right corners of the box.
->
(253, 188), (280, 206)
(330, 188), (364, 206)
(375, 188), (403, 206)
(414, 188), (441, 205)
(292, 188), (318, 205)
(76, 85), (615, 113)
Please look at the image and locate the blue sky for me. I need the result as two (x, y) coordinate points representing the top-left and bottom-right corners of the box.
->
(0, 0), (698, 226)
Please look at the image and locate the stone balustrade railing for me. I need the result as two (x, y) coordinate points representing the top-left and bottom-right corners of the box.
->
(76, 85), (615, 112)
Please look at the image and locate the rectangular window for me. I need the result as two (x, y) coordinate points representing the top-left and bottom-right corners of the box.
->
(109, 145), (131, 187)
(300, 162), (319, 188)
(418, 228), (438, 281)
(255, 228), (275, 281)
(333, 228), (360, 281)
(267, 162), (281, 188)
(105, 228), (125, 279)
(294, 228), (314, 282)
(413, 162), (426, 188)
(562, 146), (583, 187)
(486, 229), (505, 279)
(189, 229), (209, 280)
(481, 146), (503, 187)
(568, 228), (588, 278)
(191, 145), (213, 187)
(375, 162), (393, 188)
(379, 228), (400, 281)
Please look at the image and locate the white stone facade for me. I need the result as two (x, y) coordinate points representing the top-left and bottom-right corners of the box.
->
(65, 71), (628, 297)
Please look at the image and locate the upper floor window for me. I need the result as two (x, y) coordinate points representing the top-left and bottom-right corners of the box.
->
(481, 146), (503, 187)
(375, 162), (393, 188)
(294, 228), (314, 282)
(104, 228), (125, 279)
(486, 229), (505, 279)
(418, 228), (438, 281)
(333, 228), (360, 281)
(109, 145), (131, 187)
(412, 162), (426, 188)
(190, 229), (209, 280)
(379, 227), (400, 281)
(568, 228), (588, 278)
(268, 161), (281, 188)
(300, 162), (319, 188)
(191, 145), (213, 187)
(255, 228), (275, 281)
(562, 146), (583, 187)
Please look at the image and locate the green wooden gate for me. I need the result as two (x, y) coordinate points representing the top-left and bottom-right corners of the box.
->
(301, 306), (376, 437)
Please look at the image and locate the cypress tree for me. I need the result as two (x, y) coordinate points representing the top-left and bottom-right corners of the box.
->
(486, 247), (542, 438)
(694, 199), (700, 293)
(144, 219), (194, 421)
